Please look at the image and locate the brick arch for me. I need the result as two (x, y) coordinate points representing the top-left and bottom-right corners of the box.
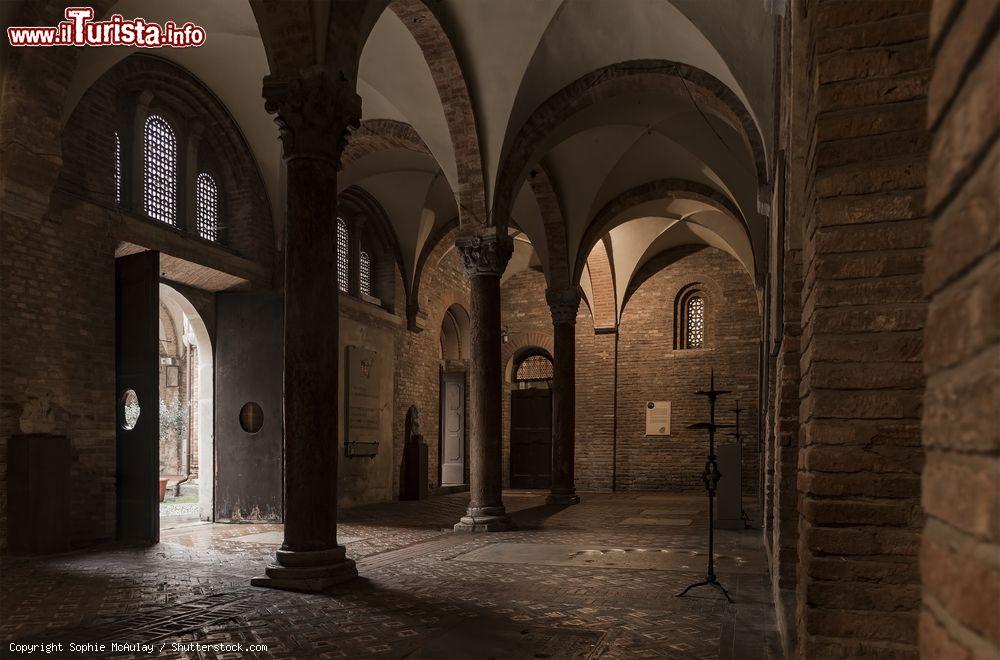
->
(388, 0), (487, 228)
(572, 178), (749, 285)
(429, 289), (471, 346)
(409, 217), (460, 324)
(524, 163), (568, 287)
(502, 333), (555, 383)
(584, 238), (618, 329)
(342, 119), (430, 168)
(494, 60), (769, 228)
(59, 54), (275, 265)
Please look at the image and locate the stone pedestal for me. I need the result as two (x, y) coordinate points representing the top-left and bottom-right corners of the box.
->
(715, 443), (743, 530)
(252, 69), (360, 592)
(546, 288), (580, 506)
(454, 232), (515, 532)
(402, 436), (428, 500)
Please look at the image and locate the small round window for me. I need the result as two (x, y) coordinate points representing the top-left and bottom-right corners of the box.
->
(120, 389), (140, 430)
(239, 402), (263, 434)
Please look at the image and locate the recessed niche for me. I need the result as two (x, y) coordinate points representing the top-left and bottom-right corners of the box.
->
(239, 402), (263, 434)
(121, 389), (140, 430)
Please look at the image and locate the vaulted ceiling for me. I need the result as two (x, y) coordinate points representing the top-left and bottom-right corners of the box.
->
(55, 0), (777, 309)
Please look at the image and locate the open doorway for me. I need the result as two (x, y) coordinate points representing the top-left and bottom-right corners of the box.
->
(157, 284), (213, 530)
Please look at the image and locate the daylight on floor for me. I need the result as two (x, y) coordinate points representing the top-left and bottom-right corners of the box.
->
(1, 1), (997, 659)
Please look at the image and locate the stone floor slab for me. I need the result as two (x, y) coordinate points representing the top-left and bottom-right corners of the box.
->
(620, 517), (693, 526)
(453, 542), (763, 573)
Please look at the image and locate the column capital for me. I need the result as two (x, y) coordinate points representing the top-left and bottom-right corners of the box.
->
(455, 232), (513, 278)
(546, 287), (581, 325)
(263, 67), (361, 166)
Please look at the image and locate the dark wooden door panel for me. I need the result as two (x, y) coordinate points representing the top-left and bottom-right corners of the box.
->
(509, 388), (552, 489)
(215, 292), (283, 522)
(115, 251), (160, 544)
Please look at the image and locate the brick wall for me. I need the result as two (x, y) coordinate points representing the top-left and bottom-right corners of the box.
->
(919, 1), (999, 657)
(617, 247), (759, 494)
(792, 1), (931, 656)
(499, 247), (759, 494)
(59, 54), (274, 266)
(393, 229), (471, 496)
(0, 50), (274, 549)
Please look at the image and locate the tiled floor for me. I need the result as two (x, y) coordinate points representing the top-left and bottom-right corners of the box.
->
(2, 492), (779, 659)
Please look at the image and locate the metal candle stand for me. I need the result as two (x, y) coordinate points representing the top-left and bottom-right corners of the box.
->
(676, 370), (735, 603)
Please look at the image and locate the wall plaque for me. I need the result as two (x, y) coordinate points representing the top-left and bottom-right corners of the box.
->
(645, 401), (671, 436)
(346, 346), (380, 457)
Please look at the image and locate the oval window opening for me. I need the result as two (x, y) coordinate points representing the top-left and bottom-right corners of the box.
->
(239, 402), (263, 434)
(121, 389), (140, 430)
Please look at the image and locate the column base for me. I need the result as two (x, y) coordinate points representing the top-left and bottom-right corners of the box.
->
(251, 545), (357, 593)
(453, 505), (515, 532)
(546, 490), (580, 505)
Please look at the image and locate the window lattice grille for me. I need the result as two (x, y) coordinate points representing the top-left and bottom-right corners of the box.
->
(686, 296), (705, 349)
(143, 115), (177, 225)
(337, 218), (349, 292)
(516, 354), (553, 381)
(360, 250), (372, 296)
(114, 132), (122, 206)
(195, 173), (219, 241)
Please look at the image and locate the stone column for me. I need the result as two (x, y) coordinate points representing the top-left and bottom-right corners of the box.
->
(546, 287), (580, 505)
(252, 69), (360, 592)
(454, 232), (514, 532)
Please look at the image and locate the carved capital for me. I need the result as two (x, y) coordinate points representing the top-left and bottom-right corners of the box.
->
(546, 287), (581, 325)
(263, 67), (361, 166)
(455, 233), (513, 278)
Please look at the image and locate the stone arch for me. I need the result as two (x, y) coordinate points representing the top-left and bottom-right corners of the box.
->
(494, 60), (770, 227)
(573, 178), (750, 285)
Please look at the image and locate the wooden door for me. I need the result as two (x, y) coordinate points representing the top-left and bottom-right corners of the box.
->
(215, 292), (283, 522)
(509, 388), (552, 489)
(115, 251), (160, 544)
(440, 371), (466, 486)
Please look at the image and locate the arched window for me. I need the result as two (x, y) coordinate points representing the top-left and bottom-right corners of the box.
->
(143, 114), (177, 225)
(515, 353), (554, 382)
(114, 132), (122, 206)
(675, 285), (707, 350)
(195, 173), (219, 241)
(359, 250), (372, 297)
(686, 295), (705, 349)
(336, 217), (349, 293)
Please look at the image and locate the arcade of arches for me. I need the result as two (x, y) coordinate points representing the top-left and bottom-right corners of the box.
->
(0, 1), (997, 658)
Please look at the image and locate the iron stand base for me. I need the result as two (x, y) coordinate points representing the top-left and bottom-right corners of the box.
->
(675, 577), (734, 603)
